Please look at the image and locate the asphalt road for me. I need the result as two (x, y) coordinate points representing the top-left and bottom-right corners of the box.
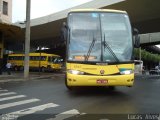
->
(0, 74), (160, 120)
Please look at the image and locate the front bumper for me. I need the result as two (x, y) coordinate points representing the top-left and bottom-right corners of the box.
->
(67, 73), (134, 86)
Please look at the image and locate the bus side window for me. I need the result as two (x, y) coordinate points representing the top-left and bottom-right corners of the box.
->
(30, 56), (32, 60)
(54, 58), (58, 63)
(58, 58), (62, 63)
(35, 56), (38, 60)
(15, 56), (18, 60)
(9, 56), (13, 60)
(56, 58), (61, 63)
(41, 56), (46, 61)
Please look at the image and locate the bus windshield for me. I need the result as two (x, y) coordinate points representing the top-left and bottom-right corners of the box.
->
(68, 12), (132, 62)
(48, 56), (61, 63)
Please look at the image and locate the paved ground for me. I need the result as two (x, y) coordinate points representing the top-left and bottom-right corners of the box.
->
(0, 72), (160, 120)
(0, 71), (64, 83)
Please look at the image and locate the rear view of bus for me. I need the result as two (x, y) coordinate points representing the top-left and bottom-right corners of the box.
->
(65, 9), (140, 90)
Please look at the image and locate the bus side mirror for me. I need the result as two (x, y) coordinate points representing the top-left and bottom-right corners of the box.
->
(61, 22), (67, 41)
(133, 28), (140, 48)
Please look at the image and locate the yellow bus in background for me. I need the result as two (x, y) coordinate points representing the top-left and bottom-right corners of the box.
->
(63, 9), (140, 90)
(8, 53), (62, 72)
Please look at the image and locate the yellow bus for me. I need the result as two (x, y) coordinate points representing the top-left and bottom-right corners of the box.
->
(63, 9), (140, 90)
(8, 53), (62, 72)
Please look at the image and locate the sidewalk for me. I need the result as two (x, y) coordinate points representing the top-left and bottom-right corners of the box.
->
(0, 71), (65, 83)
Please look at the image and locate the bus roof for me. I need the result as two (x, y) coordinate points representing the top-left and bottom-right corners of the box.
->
(8, 53), (60, 57)
(69, 9), (127, 14)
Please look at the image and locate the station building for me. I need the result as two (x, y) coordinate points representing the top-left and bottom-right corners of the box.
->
(0, 0), (22, 61)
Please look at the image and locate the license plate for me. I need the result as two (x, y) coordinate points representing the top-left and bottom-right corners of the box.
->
(97, 79), (108, 84)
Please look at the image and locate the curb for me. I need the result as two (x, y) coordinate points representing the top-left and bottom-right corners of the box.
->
(0, 75), (63, 83)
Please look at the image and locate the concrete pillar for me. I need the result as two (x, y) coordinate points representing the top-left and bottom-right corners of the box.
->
(0, 32), (4, 59)
(24, 0), (31, 79)
(0, 32), (4, 74)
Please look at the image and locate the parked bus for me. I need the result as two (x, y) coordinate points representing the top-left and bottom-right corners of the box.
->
(63, 9), (140, 90)
(8, 53), (62, 72)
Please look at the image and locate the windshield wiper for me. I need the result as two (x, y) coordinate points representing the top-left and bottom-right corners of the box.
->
(85, 37), (96, 61)
(103, 34), (119, 62)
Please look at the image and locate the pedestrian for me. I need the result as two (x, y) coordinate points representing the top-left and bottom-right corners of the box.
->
(6, 61), (12, 75)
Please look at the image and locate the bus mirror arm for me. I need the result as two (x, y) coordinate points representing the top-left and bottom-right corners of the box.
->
(133, 28), (140, 48)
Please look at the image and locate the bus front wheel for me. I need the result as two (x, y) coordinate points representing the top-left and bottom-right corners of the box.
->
(65, 74), (74, 90)
(66, 85), (74, 91)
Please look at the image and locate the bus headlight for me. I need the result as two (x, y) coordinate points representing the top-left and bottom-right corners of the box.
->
(68, 70), (84, 75)
(120, 70), (133, 75)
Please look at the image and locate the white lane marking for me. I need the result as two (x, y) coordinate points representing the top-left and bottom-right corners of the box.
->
(0, 95), (26, 102)
(1, 103), (59, 119)
(0, 92), (16, 97)
(47, 109), (80, 120)
(0, 90), (8, 92)
(10, 103), (59, 115)
(0, 98), (40, 110)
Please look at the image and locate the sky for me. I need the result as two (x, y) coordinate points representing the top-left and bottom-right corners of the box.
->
(12, 0), (93, 23)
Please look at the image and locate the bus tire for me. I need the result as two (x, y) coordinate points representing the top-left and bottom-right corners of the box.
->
(66, 85), (74, 91)
(65, 74), (73, 90)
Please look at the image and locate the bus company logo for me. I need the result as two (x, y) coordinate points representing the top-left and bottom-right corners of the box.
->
(100, 70), (105, 75)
